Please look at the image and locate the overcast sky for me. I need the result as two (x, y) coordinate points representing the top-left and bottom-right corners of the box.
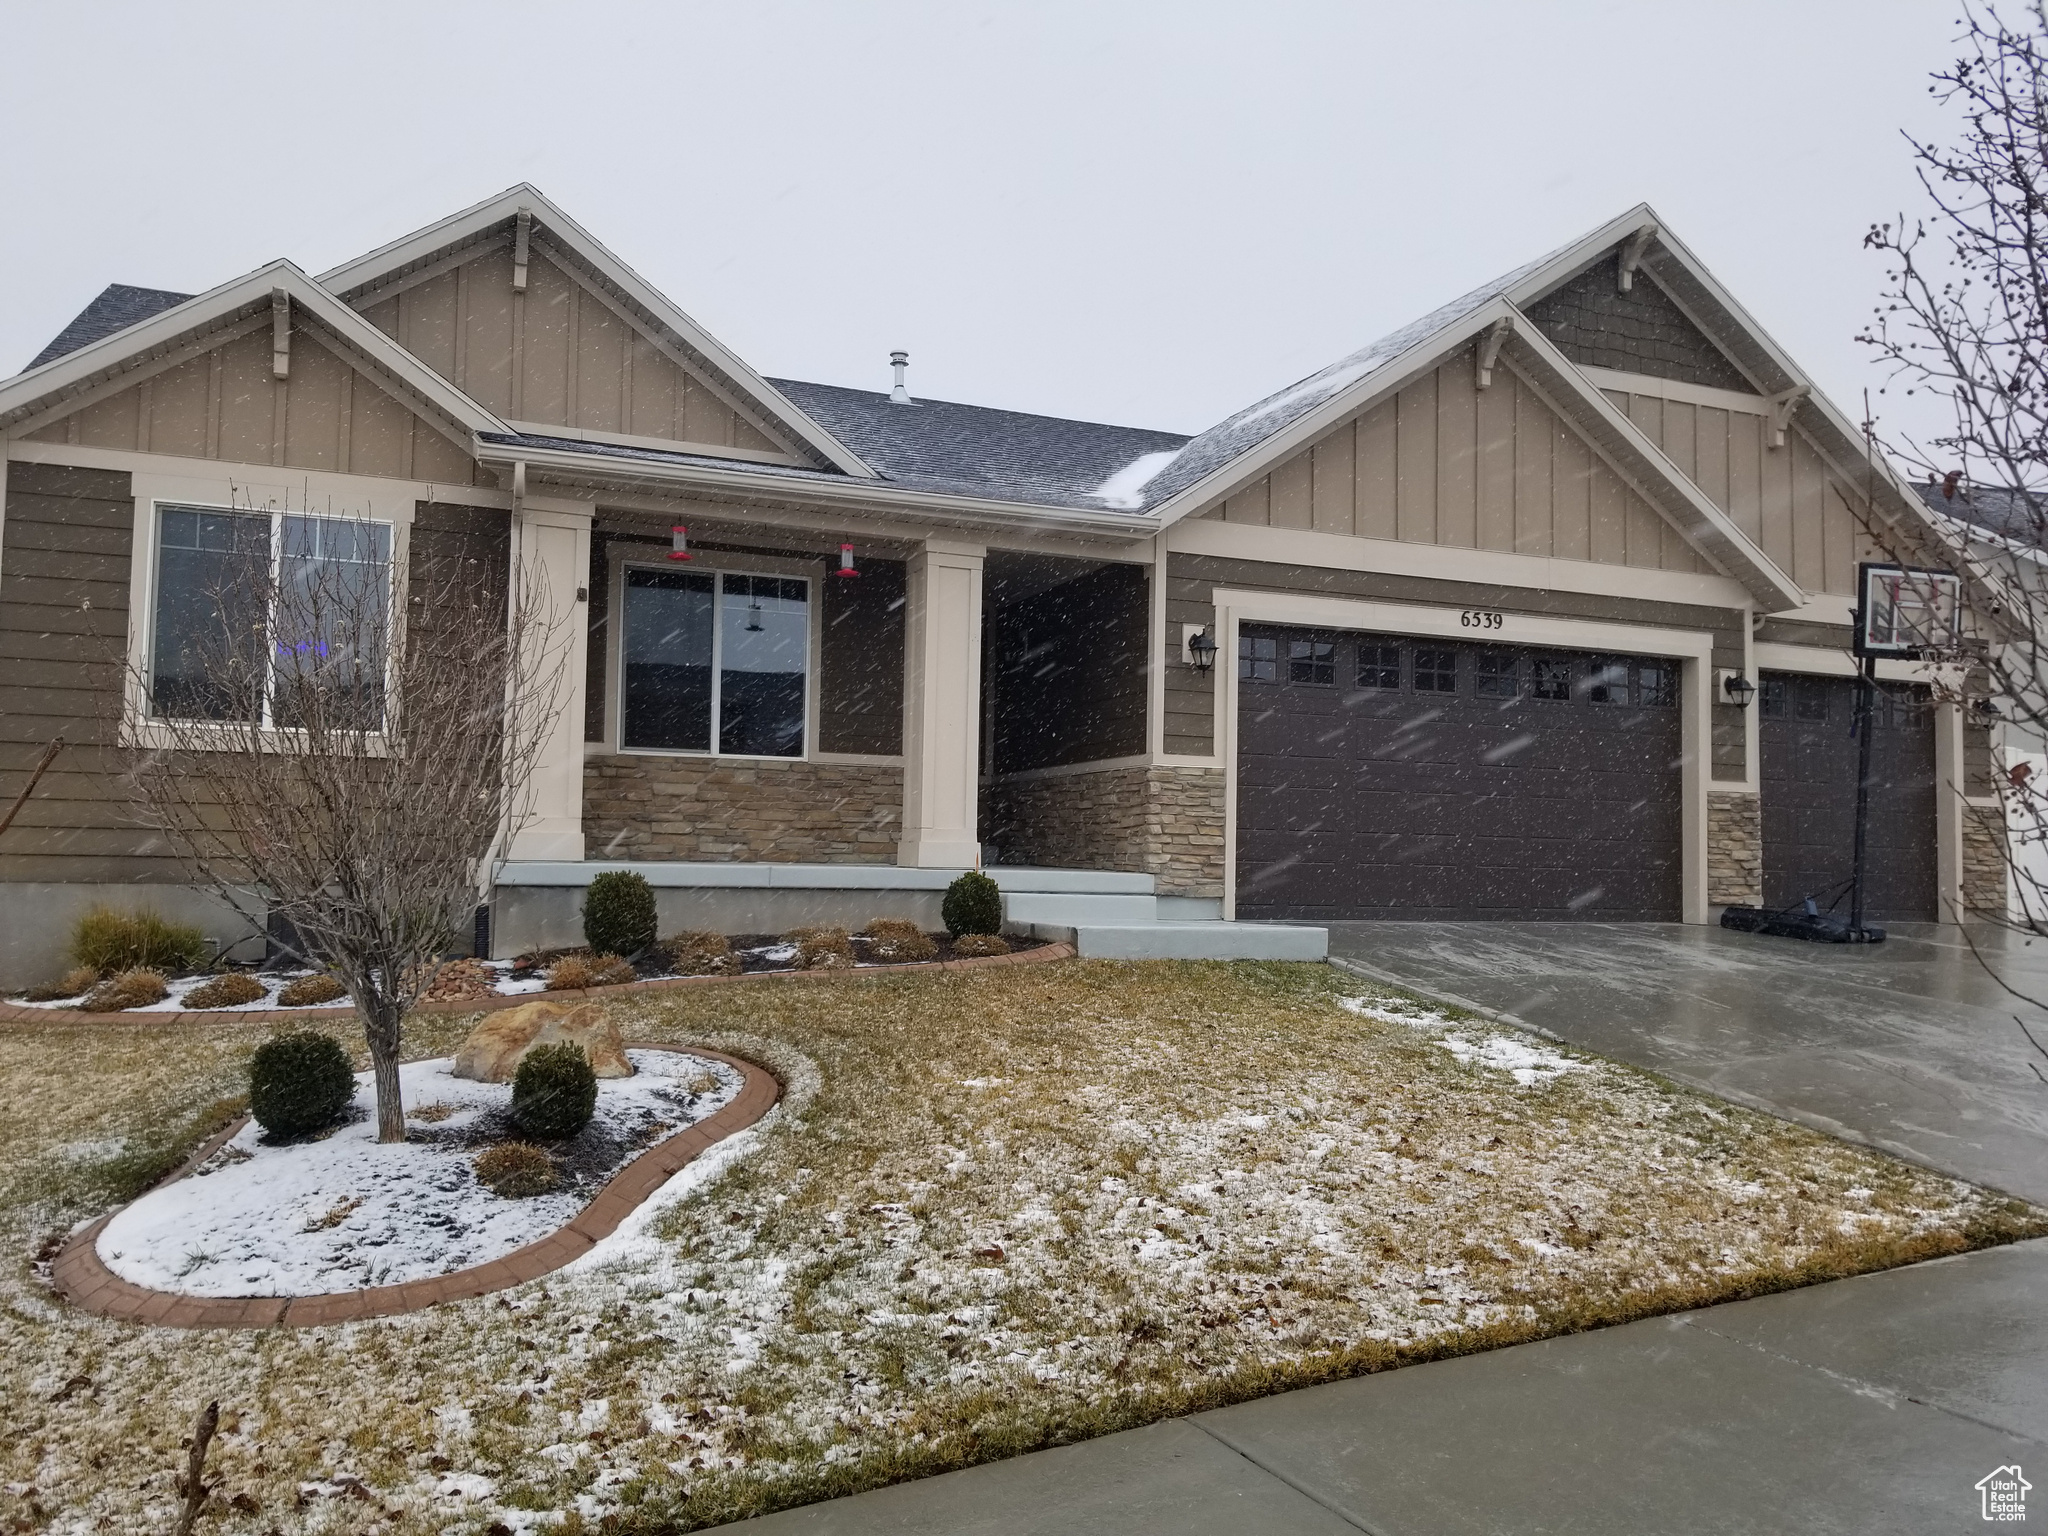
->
(1, 0), (1969, 452)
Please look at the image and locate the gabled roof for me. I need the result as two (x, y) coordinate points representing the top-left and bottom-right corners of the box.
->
(1915, 481), (2044, 546)
(315, 185), (876, 479)
(0, 260), (514, 445)
(24, 284), (193, 371)
(768, 380), (1189, 511)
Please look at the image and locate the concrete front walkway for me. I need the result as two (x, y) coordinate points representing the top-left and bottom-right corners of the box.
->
(717, 922), (2048, 1534)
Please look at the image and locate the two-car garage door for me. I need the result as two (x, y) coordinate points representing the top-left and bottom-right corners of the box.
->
(1234, 625), (1684, 921)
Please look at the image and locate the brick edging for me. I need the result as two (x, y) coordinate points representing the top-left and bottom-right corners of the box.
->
(1, 941), (1076, 1028)
(49, 1044), (780, 1330)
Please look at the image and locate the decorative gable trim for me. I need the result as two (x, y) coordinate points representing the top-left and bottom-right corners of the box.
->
(316, 186), (875, 478)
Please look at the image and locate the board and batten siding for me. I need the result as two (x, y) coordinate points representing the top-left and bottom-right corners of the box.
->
(1600, 385), (1883, 597)
(19, 321), (487, 487)
(356, 245), (790, 459)
(1160, 551), (1751, 783)
(1206, 347), (1712, 578)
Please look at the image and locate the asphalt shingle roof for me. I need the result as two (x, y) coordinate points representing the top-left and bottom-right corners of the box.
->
(1914, 482), (2046, 546)
(24, 283), (193, 372)
(766, 379), (1190, 511)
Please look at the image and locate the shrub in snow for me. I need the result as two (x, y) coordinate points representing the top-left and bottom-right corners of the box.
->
(864, 919), (937, 964)
(69, 905), (208, 976)
(941, 872), (1002, 937)
(664, 930), (737, 976)
(184, 973), (268, 1010)
(276, 973), (348, 1008)
(81, 968), (169, 1011)
(512, 1042), (598, 1140)
(788, 926), (854, 970)
(473, 1141), (558, 1198)
(248, 1031), (356, 1136)
(951, 932), (1012, 958)
(23, 965), (98, 1002)
(582, 871), (657, 959)
(545, 952), (637, 991)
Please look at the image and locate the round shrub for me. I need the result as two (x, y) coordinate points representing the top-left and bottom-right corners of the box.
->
(24, 965), (99, 1003)
(582, 871), (657, 958)
(951, 932), (1012, 958)
(941, 871), (1003, 937)
(277, 972), (348, 1008)
(864, 919), (937, 964)
(248, 1031), (356, 1137)
(665, 930), (736, 976)
(544, 952), (637, 991)
(183, 972), (268, 1010)
(474, 1142), (558, 1198)
(81, 968), (169, 1012)
(788, 926), (853, 970)
(512, 1042), (598, 1140)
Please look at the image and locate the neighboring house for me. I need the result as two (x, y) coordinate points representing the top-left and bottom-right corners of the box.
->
(0, 187), (1999, 983)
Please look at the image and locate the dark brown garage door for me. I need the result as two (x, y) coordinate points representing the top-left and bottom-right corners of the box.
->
(1759, 673), (1937, 921)
(1235, 626), (1683, 920)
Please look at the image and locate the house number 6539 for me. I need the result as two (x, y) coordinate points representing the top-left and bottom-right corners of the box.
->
(1459, 610), (1505, 629)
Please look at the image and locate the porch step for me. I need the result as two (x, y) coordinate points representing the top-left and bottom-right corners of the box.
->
(1059, 921), (1329, 962)
(1002, 891), (1160, 926)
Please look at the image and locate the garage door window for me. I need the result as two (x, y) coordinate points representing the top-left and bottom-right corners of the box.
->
(1357, 643), (1401, 690)
(1288, 638), (1336, 684)
(1415, 648), (1458, 693)
(1475, 651), (1519, 698)
(1586, 658), (1631, 704)
(1531, 656), (1572, 700)
(1239, 635), (1279, 681)
(1638, 661), (1677, 708)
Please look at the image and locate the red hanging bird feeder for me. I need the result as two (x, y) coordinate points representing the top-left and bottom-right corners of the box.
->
(668, 525), (691, 561)
(836, 542), (859, 578)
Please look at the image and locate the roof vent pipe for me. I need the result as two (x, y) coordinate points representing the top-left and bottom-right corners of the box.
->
(889, 350), (913, 405)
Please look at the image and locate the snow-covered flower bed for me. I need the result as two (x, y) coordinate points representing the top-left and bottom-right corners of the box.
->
(3, 964), (2040, 1534)
(97, 1049), (742, 1297)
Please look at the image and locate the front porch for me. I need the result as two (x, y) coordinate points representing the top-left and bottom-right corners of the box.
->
(487, 861), (1325, 961)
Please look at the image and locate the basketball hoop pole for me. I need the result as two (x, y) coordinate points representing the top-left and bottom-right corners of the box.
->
(1849, 653), (1878, 937)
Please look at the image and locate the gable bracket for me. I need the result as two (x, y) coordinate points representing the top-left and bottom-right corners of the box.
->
(1617, 224), (1659, 294)
(513, 208), (531, 293)
(271, 290), (290, 379)
(1767, 385), (1810, 449)
(1475, 318), (1512, 389)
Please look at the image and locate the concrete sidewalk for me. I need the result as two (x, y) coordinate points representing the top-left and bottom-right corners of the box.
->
(716, 923), (2048, 1534)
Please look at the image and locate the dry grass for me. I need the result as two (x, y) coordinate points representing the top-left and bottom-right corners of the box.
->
(1, 961), (2040, 1535)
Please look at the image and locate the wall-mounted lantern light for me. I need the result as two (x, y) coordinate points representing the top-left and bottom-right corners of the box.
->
(1722, 673), (1756, 709)
(1187, 627), (1217, 674)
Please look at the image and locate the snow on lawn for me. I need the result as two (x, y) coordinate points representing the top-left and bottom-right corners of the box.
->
(96, 1049), (742, 1297)
(4, 965), (2042, 1536)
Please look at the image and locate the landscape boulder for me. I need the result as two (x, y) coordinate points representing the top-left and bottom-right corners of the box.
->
(450, 1000), (632, 1083)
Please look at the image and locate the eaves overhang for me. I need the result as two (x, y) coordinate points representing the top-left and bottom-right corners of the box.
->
(0, 259), (514, 444)
(317, 184), (878, 480)
(1144, 293), (1803, 612)
(471, 436), (1162, 543)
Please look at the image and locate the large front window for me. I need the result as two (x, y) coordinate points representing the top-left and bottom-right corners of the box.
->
(620, 567), (808, 757)
(149, 505), (392, 727)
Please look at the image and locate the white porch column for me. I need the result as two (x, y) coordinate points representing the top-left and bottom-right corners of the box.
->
(898, 537), (986, 868)
(507, 499), (591, 861)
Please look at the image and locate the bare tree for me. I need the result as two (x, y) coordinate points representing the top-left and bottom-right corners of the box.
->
(122, 497), (567, 1141)
(1861, 2), (2048, 970)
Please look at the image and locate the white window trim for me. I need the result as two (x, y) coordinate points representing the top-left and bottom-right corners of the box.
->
(604, 545), (819, 763)
(123, 490), (406, 752)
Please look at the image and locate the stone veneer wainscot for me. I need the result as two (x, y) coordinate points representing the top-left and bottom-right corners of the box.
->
(987, 765), (1226, 898)
(584, 758), (903, 863)
(1706, 791), (1763, 908)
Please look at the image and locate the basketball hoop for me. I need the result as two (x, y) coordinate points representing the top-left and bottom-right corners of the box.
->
(1855, 561), (1961, 659)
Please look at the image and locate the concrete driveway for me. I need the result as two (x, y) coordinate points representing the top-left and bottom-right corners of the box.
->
(719, 922), (2048, 1535)
(1327, 919), (2048, 1203)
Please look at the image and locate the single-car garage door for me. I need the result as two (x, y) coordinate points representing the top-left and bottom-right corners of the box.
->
(1235, 625), (1683, 921)
(1759, 673), (1937, 921)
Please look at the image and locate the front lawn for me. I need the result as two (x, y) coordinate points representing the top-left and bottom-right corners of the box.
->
(3, 961), (2039, 1533)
